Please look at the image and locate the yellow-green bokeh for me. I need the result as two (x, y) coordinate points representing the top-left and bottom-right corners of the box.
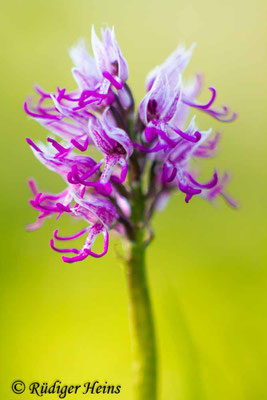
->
(0, 0), (266, 399)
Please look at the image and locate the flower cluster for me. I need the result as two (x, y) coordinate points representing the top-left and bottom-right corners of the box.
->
(25, 26), (237, 263)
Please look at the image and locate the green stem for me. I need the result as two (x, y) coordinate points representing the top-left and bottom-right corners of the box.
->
(125, 181), (157, 400)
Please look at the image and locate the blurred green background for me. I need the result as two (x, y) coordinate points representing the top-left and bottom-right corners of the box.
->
(1, 0), (266, 399)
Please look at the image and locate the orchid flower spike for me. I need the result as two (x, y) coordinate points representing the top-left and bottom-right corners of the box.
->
(25, 26), (237, 262)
